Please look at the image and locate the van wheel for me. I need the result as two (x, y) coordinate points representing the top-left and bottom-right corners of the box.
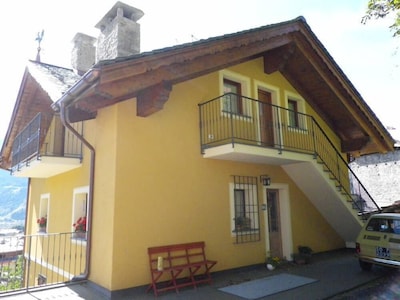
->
(359, 260), (372, 271)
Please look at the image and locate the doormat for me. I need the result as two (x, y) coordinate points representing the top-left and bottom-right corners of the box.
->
(218, 273), (317, 299)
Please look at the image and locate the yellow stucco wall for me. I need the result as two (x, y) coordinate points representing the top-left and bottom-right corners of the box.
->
(104, 58), (343, 289)
(26, 57), (346, 292)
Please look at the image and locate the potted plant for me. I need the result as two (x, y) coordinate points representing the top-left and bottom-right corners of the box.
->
(266, 256), (281, 270)
(73, 216), (87, 239)
(293, 245), (313, 264)
(37, 216), (47, 233)
(234, 216), (251, 231)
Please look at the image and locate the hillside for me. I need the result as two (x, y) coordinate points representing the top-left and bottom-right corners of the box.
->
(0, 169), (27, 228)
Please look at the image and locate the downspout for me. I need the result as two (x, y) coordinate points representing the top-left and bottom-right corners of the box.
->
(53, 69), (100, 281)
(60, 101), (95, 281)
(22, 178), (30, 290)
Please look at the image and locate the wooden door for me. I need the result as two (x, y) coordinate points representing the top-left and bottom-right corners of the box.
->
(258, 89), (274, 146)
(267, 189), (283, 258)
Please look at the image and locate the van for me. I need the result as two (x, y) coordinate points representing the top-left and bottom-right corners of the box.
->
(356, 213), (400, 271)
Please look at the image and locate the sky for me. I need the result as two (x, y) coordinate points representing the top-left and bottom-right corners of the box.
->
(0, 0), (399, 143)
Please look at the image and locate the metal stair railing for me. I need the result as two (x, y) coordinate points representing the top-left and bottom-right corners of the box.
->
(310, 118), (381, 218)
(199, 93), (381, 217)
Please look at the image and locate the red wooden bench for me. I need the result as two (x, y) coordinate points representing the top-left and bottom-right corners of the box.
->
(146, 241), (217, 296)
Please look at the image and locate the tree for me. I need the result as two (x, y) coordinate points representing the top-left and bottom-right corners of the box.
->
(362, 0), (400, 36)
(0, 255), (24, 291)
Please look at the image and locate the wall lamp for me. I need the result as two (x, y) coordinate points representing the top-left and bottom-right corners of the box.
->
(260, 175), (271, 186)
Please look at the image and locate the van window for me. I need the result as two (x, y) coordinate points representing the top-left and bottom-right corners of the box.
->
(366, 218), (400, 233)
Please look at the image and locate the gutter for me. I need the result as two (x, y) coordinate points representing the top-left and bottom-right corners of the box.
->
(53, 68), (100, 280)
(51, 68), (100, 111)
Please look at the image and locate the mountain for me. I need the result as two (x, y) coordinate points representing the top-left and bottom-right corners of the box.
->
(0, 169), (27, 228)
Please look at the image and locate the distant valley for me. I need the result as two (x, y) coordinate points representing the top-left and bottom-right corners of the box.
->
(0, 170), (27, 229)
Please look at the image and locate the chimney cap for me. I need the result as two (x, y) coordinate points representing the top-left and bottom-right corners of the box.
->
(95, 1), (144, 29)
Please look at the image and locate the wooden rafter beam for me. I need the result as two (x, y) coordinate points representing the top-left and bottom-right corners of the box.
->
(67, 106), (97, 122)
(78, 35), (293, 115)
(341, 136), (371, 152)
(137, 82), (172, 117)
(263, 43), (296, 74)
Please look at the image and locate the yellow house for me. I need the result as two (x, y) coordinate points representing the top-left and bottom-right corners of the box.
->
(0, 2), (394, 298)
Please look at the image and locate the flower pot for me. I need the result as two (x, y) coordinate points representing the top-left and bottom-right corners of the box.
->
(74, 232), (86, 239)
(266, 263), (275, 271)
(38, 227), (46, 233)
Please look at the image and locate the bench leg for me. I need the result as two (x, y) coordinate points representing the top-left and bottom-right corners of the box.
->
(170, 268), (184, 294)
(188, 265), (201, 289)
(146, 272), (163, 296)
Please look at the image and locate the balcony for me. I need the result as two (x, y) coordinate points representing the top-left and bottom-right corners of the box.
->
(11, 113), (82, 178)
(0, 232), (86, 294)
(199, 93), (324, 164)
(199, 94), (380, 231)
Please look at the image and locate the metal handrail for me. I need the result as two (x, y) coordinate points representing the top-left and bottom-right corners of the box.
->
(199, 93), (381, 214)
(10, 113), (83, 174)
(0, 232), (86, 294)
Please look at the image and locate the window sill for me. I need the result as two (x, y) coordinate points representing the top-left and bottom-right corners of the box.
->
(232, 228), (260, 234)
(222, 110), (252, 120)
(287, 126), (308, 133)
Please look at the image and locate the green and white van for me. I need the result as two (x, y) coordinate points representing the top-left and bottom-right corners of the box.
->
(356, 213), (400, 271)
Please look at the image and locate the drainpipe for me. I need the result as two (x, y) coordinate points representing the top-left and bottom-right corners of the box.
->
(60, 101), (95, 281)
(53, 69), (100, 281)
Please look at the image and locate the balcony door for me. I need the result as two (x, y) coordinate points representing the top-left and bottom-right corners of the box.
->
(258, 89), (274, 146)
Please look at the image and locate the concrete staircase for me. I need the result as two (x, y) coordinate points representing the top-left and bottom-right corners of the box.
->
(282, 159), (365, 246)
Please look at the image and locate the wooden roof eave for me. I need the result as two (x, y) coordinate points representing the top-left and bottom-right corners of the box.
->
(292, 30), (394, 153)
(62, 17), (393, 154)
(74, 24), (300, 116)
(1, 68), (29, 161)
(265, 26), (394, 154)
(0, 71), (55, 170)
(96, 21), (302, 83)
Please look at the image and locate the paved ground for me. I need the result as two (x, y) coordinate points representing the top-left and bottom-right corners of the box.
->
(2, 248), (395, 299)
(330, 268), (400, 299)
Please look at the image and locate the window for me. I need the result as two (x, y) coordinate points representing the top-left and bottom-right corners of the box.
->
(230, 176), (260, 243)
(288, 99), (299, 128)
(37, 274), (47, 285)
(223, 79), (242, 114)
(38, 194), (49, 233)
(219, 70), (251, 116)
(285, 92), (306, 130)
(366, 218), (400, 233)
(72, 186), (89, 239)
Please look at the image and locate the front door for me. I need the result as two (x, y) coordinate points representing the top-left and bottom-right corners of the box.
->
(267, 189), (283, 258)
(258, 89), (274, 146)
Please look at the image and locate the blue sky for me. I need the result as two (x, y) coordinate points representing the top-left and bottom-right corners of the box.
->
(0, 0), (398, 143)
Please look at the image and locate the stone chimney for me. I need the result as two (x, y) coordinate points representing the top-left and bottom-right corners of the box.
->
(71, 33), (97, 75)
(95, 1), (144, 61)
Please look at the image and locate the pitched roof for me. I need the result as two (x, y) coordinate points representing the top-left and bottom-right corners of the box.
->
(0, 61), (80, 168)
(26, 61), (80, 100)
(54, 16), (394, 155)
(1, 17), (395, 170)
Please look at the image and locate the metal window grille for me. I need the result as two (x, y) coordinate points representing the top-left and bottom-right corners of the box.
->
(232, 175), (260, 243)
